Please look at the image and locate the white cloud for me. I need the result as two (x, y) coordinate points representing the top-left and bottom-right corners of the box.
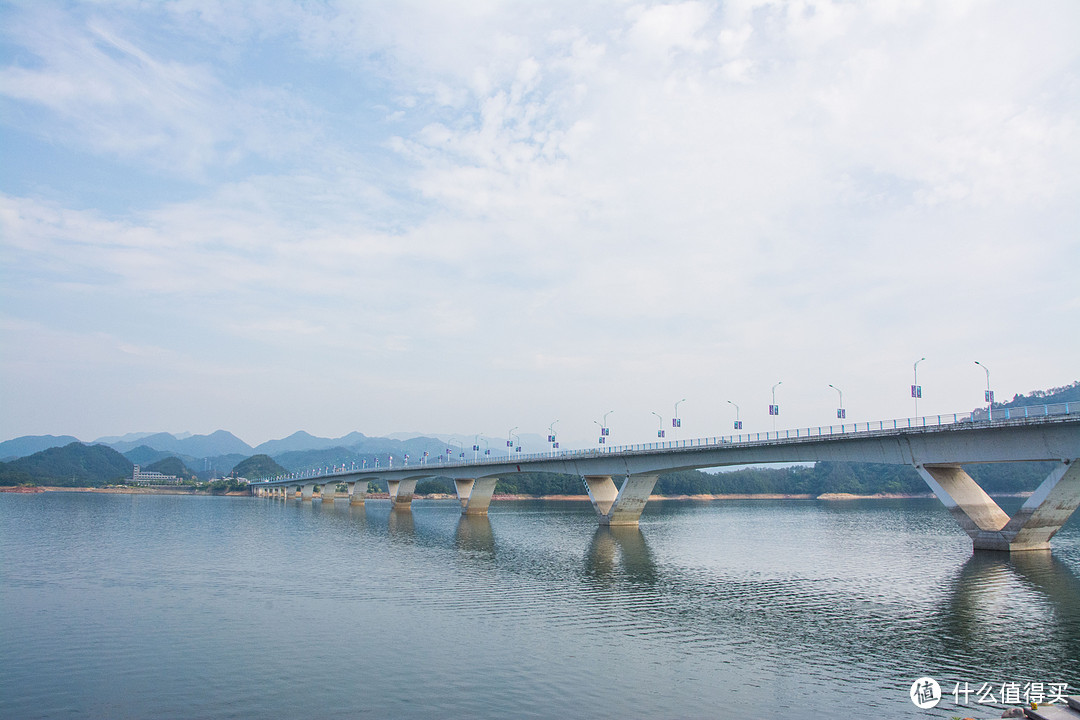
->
(626, 2), (714, 57)
(1, 0), (1078, 445)
(0, 5), (321, 178)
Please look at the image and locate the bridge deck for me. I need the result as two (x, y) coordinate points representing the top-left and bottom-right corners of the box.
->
(248, 407), (1080, 550)
(254, 406), (1079, 486)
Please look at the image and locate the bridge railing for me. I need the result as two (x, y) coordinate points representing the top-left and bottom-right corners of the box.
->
(252, 402), (1077, 483)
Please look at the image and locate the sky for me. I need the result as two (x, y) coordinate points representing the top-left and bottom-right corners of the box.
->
(1, 0), (1078, 449)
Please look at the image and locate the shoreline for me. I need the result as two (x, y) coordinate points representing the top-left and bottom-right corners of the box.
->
(2, 486), (1033, 500)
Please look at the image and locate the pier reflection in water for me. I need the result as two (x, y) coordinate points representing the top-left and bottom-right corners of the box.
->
(1, 494), (1077, 720)
(456, 514), (496, 555)
(585, 525), (658, 586)
(932, 551), (1080, 688)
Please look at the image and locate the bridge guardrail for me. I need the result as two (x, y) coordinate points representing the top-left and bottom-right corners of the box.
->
(252, 402), (1078, 484)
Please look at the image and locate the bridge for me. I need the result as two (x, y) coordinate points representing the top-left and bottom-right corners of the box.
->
(250, 404), (1080, 552)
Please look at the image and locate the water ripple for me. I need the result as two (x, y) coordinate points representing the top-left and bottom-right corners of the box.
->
(2, 494), (1077, 720)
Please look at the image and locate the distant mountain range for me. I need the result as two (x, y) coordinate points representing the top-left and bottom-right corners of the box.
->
(0, 434), (82, 460)
(0, 428), (549, 465)
(254, 430), (368, 455)
(0, 428), (463, 485)
(0, 429), (456, 478)
(104, 429), (254, 457)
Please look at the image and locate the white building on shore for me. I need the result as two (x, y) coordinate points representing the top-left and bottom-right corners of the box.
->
(131, 465), (182, 486)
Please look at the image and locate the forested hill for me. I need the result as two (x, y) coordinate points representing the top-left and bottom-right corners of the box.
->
(0, 442), (133, 487)
(998, 381), (1079, 408)
(232, 454), (286, 479)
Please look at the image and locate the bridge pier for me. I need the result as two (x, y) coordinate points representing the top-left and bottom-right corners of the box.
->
(917, 460), (1080, 551)
(454, 477), (499, 515)
(583, 474), (659, 526)
(320, 483), (337, 503)
(301, 483), (315, 502)
(387, 478), (418, 510)
(347, 481), (366, 506)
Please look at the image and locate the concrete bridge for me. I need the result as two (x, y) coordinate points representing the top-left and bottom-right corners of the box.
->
(250, 406), (1080, 552)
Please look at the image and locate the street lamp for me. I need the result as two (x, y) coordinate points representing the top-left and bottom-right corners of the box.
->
(547, 421), (559, 455)
(507, 427), (518, 458)
(913, 357), (926, 420)
(673, 398), (686, 441)
(727, 400), (742, 430)
(770, 381), (782, 431)
(975, 361), (993, 421)
(828, 384), (845, 420)
(651, 411), (665, 439)
(594, 411), (613, 446)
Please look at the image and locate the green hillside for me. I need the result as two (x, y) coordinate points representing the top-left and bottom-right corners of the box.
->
(0, 442), (133, 487)
(232, 454), (286, 479)
(999, 380), (1079, 407)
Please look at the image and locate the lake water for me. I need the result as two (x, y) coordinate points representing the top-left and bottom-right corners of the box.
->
(1, 492), (1077, 719)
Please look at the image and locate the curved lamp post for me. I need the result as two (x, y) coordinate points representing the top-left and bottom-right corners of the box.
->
(548, 421), (559, 454)
(651, 411), (665, 439)
(828, 384), (844, 421)
(913, 357), (926, 421)
(770, 381), (782, 431)
(594, 411), (614, 446)
(975, 361), (992, 421)
(727, 400), (742, 430)
(673, 398), (686, 441)
(507, 427), (518, 459)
